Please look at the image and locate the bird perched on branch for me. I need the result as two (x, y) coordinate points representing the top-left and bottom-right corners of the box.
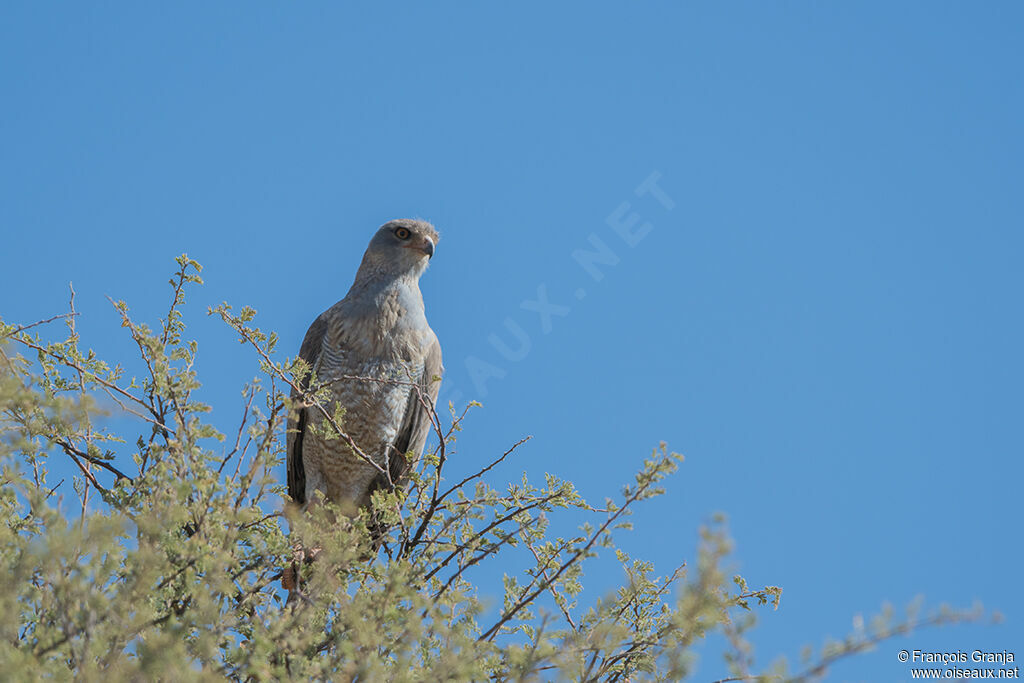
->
(286, 219), (443, 531)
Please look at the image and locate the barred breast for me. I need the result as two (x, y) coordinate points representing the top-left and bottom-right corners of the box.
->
(302, 342), (424, 513)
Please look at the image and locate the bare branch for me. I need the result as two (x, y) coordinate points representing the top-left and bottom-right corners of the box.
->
(1, 312), (79, 338)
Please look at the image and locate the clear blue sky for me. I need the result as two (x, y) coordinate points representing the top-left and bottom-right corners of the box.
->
(2, 3), (1021, 678)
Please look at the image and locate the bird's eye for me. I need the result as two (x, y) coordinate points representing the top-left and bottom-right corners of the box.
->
(394, 227), (411, 240)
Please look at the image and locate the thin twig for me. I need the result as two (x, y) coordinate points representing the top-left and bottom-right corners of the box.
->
(479, 474), (658, 642)
(1, 312), (79, 338)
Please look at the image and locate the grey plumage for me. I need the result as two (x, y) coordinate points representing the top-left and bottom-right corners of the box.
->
(287, 219), (442, 517)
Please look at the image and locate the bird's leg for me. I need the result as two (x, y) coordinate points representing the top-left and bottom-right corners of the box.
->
(281, 542), (303, 593)
(283, 483), (331, 598)
(282, 541), (323, 600)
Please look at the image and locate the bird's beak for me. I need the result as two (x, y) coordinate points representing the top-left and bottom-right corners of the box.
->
(402, 235), (435, 259)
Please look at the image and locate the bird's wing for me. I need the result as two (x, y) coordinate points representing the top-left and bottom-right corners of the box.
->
(372, 336), (444, 494)
(286, 313), (328, 505)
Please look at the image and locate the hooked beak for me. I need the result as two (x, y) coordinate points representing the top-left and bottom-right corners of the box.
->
(402, 235), (435, 259)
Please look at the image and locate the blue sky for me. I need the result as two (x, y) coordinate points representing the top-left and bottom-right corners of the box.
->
(2, 2), (1022, 678)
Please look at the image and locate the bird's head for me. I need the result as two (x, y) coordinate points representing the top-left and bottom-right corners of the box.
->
(358, 219), (440, 281)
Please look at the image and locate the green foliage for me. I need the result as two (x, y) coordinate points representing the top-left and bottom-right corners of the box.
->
(0, 256), (989, 681)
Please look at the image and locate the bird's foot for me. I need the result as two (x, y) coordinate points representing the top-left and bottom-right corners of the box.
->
(281, 544), (322, 593)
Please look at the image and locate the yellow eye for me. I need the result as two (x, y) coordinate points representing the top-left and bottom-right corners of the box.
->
(394, 227), (411, 240)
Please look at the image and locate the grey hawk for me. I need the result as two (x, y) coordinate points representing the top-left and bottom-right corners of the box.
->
(287, 219), (443, 518)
